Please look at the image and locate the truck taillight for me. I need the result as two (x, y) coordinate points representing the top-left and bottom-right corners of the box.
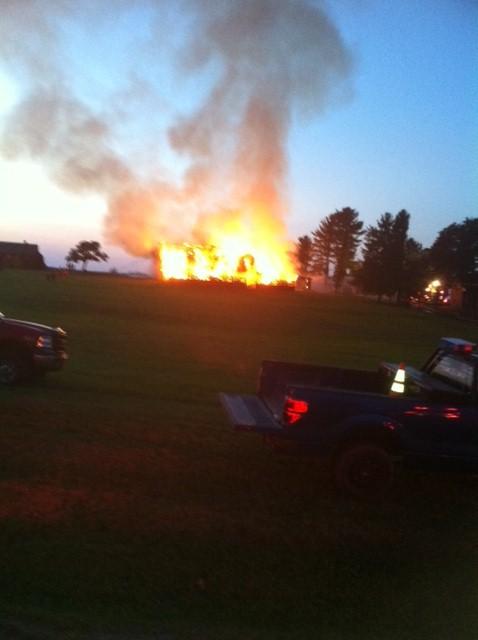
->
(283, 396), (309, 425)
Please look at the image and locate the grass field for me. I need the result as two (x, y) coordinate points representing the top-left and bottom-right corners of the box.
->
(1, 269), (478, 639)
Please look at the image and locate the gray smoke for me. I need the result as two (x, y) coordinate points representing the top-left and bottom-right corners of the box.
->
(0, 0), (354, 256)
(2, 88), (132, 192)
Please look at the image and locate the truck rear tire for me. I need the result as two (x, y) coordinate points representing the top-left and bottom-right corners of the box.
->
(0, 349), (31, 385)
(335, 443), (394, 499)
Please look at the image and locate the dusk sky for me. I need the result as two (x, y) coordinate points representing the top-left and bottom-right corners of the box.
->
(1, 0), (477, 272)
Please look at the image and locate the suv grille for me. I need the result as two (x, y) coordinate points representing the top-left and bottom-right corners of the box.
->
(52, 329), (67, 353)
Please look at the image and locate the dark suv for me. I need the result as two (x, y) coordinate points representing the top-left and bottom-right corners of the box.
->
(0, 312), (67, 384)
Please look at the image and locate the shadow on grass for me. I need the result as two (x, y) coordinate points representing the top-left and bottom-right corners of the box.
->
(0, 458), (477, 639)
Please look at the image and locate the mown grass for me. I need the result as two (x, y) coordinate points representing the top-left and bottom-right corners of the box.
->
(1, 269), (478, 639)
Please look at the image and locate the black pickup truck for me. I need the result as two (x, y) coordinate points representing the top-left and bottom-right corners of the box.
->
(220, 338), (478, 496)
(0, 312), (67, 385)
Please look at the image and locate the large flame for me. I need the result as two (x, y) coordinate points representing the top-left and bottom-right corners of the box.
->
(156, 208), (297, 285)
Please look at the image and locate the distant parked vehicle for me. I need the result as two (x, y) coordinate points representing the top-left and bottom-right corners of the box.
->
(0, 312), (67, 384)
(220, 338), (478, 497)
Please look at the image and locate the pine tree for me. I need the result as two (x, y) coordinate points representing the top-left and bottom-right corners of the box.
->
(295, 235), (314, 275)
(389, 209), (410, 301)
(356, 212), (395, 300)
(356, 210), (418, 301)
(329, 207), (363, 291)
(311, 215), (335, 278)
(430, 218), (478, 285)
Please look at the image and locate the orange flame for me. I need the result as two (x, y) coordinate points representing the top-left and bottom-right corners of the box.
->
(156, 208), (297, 285)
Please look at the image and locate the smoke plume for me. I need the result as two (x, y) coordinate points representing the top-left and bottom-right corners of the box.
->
(0, 0), (354, 257)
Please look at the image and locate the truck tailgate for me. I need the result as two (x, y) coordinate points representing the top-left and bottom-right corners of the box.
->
(219, 393), (283, 434)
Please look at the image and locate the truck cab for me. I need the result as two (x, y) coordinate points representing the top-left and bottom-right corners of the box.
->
(381, 338), (477, 403)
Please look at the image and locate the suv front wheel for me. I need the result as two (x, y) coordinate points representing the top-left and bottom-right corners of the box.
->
(0, 349), (31, 385)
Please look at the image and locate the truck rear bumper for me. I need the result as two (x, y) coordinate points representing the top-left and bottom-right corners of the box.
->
(219, 393), (284, 435)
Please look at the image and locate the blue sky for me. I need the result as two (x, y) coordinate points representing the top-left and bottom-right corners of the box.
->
(290, 0), (477, 244)
(0, 0), (476, 270)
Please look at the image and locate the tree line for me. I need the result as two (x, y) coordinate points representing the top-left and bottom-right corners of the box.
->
(296, 208), (478, 301)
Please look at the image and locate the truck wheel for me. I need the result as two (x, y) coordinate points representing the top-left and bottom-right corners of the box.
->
(0, 350), (31, 385)
(335, 443), (394, 499)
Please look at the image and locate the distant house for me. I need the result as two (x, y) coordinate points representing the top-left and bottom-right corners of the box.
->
(0, 241), (46, 270)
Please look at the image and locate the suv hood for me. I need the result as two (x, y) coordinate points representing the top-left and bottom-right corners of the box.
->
(0, 317), (64, 334)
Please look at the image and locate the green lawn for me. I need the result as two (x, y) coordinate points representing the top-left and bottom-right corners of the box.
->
(1, 269), (478, 639)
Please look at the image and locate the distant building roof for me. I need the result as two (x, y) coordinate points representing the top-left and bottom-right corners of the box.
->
(0, 241), (45, 269)
(0, 241), (41, 255)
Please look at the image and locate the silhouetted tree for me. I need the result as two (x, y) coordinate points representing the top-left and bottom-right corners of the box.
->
(389, 210), (410, 300)
(311, 215), (334, 278)
(356, 210), (417, 301)
(66, 241), (109, 271)
(402, 238), (430, 298)
(356, 212), (395, 300)
(295, 235), (314, 275)
(329, 207), (363, 291)
(430, 218), (478, 285)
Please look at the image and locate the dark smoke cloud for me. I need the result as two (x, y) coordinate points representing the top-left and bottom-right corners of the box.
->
(0, 0), (354, 257)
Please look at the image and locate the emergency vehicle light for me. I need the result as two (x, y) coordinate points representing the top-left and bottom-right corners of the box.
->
(439, 338), (476, 354)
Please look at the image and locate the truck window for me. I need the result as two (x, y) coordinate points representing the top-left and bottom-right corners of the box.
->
(430, 355), (474, 392)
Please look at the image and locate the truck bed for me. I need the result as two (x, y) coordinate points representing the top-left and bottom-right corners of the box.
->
(259, 360), (384, 419)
